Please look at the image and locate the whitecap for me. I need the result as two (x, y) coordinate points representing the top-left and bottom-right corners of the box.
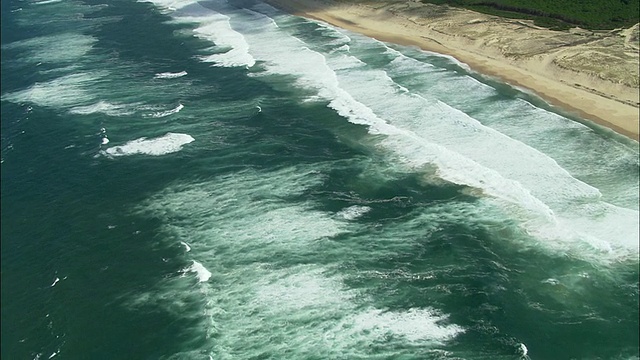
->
(180, 241), (191, 252)
(252, 267), (464, 346)
(190, 13), (256, 68)
(189, 260), (211, 282)
(69, 101), (136, 116)
(149, 103), (184, 118)
(1, 72), (102, 109)
(33, 0), (63, 5)
(154, 71), (187, 79)
(137, 0), (195, 11)
(337, 205), (371, 220)
(105, 132), (194, 156)
(144, 1), (256, 68)
(331, 44), (350, 53)
(3, 33), (96, 65)
(345, 308), (464, 343)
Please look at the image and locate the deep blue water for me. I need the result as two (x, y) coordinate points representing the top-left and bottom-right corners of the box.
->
(1, 0), (639, 359)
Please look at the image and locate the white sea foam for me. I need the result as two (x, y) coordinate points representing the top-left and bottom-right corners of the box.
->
(99, 128), (109, 145)
(188, 260), (211, 282)
(190, 14), (256, 68)
(180, 241), (191, 252)
(137, 0), (195, 11)
(2, 33), (96, 65)
(337, 205), (371, 220)
(154, 71), (187, 79)
(161, 200), (346, 260)
(149, 103), (184, 117)
(312, 21), (352, 47)
(346, 308), (464, 343)
(33, 0), (62, 5)
(131, 264), (464, 357)
(386, 51), (487, 103)
(249, 2), (284, 17)
(228, 12), (638, 258)
(253, 269), (352, 311)
(105, 132), (194, 156)
(533, 202), (640, 254)
(143, 0), (256, 68)
(1, 72), (102, 108)
(69, 101), (136, 116)
(233, 14), (554, 219)
(141, 166), (327, 210)
(453, 94), (639, 209)
(138, 167), (342, 261)
(326, 41), (639, 257)
(331, 44), (350, 53)
(373, 45), (640, 257)
(416, 48), (472, 71)
(130, 163), (468, 357)
(254, 268), (463, 344)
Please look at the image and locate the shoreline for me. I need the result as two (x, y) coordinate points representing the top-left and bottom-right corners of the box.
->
(264, 0), (640, 141)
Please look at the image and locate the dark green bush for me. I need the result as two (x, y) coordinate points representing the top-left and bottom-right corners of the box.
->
(421, 0), (640, 30)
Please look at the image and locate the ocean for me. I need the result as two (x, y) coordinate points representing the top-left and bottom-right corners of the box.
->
(1, 0), (638, 358)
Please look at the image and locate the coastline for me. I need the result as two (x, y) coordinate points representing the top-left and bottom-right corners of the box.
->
(263, 0), (640, 141)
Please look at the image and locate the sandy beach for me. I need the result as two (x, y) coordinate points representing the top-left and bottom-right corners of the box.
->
(264, 0), (640, 140)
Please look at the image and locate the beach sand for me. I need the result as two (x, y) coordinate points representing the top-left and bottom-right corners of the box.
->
(264, 0), (640, 140)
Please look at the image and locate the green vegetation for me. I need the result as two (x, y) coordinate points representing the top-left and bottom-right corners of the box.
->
(421, 0), (640, 30)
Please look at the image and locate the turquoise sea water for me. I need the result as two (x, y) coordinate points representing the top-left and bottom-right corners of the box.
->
(1, 0), (639, 358)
